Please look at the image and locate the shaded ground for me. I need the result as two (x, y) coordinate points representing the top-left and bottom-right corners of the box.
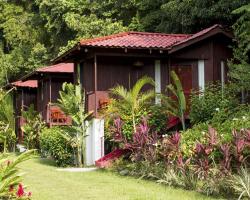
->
(19, 158), (221, 200)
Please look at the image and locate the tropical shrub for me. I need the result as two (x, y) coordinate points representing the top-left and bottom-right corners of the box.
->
(106, 76), (155, 138)
(0, 88), (16, 152)
(125, 118), (158, 163)
(40, 127), (73, 166)
(182, 106), (250, 158)
(0, 121), (16, 153)
(57, 82), (92, 167)
(110, 117), (159, 163)
(21, 105), (45, 149)
(189, 83), (238, 124)
(147, 104), (168, 133)
(163, 70), (186, 130)
(0, 150), (34, 199)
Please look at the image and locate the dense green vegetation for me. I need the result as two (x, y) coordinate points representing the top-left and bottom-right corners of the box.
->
(0, 0), (249, 86)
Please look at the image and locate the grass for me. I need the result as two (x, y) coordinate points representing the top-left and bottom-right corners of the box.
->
(19, 158), (221, 200)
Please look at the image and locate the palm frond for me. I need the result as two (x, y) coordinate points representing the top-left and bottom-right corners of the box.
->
(137, 89), (155, 110)
(131, 76), (154, 100)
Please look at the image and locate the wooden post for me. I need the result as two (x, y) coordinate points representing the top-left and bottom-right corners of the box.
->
(49, 77), (52, 126)
(20, 89), (24, 141)
(94, 54), (98, 117)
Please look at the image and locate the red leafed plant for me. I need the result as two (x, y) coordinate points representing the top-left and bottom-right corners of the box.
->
(125, 118), (158, 162)
(193, 127), (218, 179)
(110, 117), (126, 143)
(161, 132), (182, 164)
(220, 143), (232, 175)
(232, 130), (246, 166)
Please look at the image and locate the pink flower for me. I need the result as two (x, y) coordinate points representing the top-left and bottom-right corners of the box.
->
(28, 191), (32, 197)
(16, 184), (24, 197)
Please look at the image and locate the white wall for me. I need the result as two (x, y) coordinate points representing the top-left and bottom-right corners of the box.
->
(85, 118), (104, 166)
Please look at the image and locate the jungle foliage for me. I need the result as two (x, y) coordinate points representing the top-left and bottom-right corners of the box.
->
(0, 0), (248, 86)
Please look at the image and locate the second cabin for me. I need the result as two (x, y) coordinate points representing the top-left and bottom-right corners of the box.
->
(22, 63), (74, 127)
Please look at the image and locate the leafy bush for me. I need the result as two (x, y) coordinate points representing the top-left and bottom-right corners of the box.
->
(40, 127), (73, 166)
(182, 105), (250, 158)
(21, 105), (45, 149)
(0, 89), (16, 152)
(147, 105), (168, 133)
(189, 83), (238, 124)
(0, 121), (16, 152)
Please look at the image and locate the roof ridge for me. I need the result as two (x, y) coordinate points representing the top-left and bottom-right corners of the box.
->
(127, 31), (191, 37)
(80, 32), (130, 45)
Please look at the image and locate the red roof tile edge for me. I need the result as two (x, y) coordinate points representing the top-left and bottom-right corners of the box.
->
(11, 80), (38, 88)
(36, 63), (74, 73)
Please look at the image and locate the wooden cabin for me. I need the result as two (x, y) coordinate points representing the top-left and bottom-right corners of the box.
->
(10, 80), (38, 141)
(54, 24), (233, 116)
(22, 63), (74, 127)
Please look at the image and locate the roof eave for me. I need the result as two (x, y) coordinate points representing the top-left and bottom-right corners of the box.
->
(52, 43), (80, 64)
(20, 71), (38, 81)
(169, 28), (233, 54)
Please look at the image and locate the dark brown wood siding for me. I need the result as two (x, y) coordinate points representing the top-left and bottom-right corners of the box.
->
(14, 88), (37, 137)
(212, 35), (232, 82)
(169, 35), (232, 88)
(37, 73), (74, 121)
(96, 56), (155, 91)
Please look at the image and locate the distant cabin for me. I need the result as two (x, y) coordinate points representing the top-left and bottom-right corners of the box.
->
(20, 63), (74, 127)
(10, 80), (38, 141)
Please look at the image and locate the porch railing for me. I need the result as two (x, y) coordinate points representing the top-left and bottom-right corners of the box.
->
(46, 104), (72, 127)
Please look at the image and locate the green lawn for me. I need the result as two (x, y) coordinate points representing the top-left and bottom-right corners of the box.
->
(19, 158), (221, 200)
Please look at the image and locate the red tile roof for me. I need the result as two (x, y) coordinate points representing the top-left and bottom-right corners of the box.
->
(37, 63), (74, 73)
(79, 32), (190, 49)
(53, 24), (232, 63)
(11, 80), (38, 88)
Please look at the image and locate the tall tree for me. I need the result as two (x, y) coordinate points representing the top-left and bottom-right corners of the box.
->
(229, 3), (250, 103)
(158, 0), (249, 33)
(0, 1), (48, 84)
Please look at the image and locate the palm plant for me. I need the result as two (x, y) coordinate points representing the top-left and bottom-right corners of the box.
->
(163, 71), (186, 130)
(21, 105), (45, 149)
(107, 76), (155, 133)
(0, 150), (35, 198)
(57, 82), (92, 167)
(228, 167), (250, 200)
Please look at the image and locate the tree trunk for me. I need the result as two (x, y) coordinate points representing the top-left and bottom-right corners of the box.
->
(132, 112), (136, 133)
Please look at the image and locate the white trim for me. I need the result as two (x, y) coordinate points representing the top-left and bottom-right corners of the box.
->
(155, 60), (161, 104)
(198, 60), (205, 91)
